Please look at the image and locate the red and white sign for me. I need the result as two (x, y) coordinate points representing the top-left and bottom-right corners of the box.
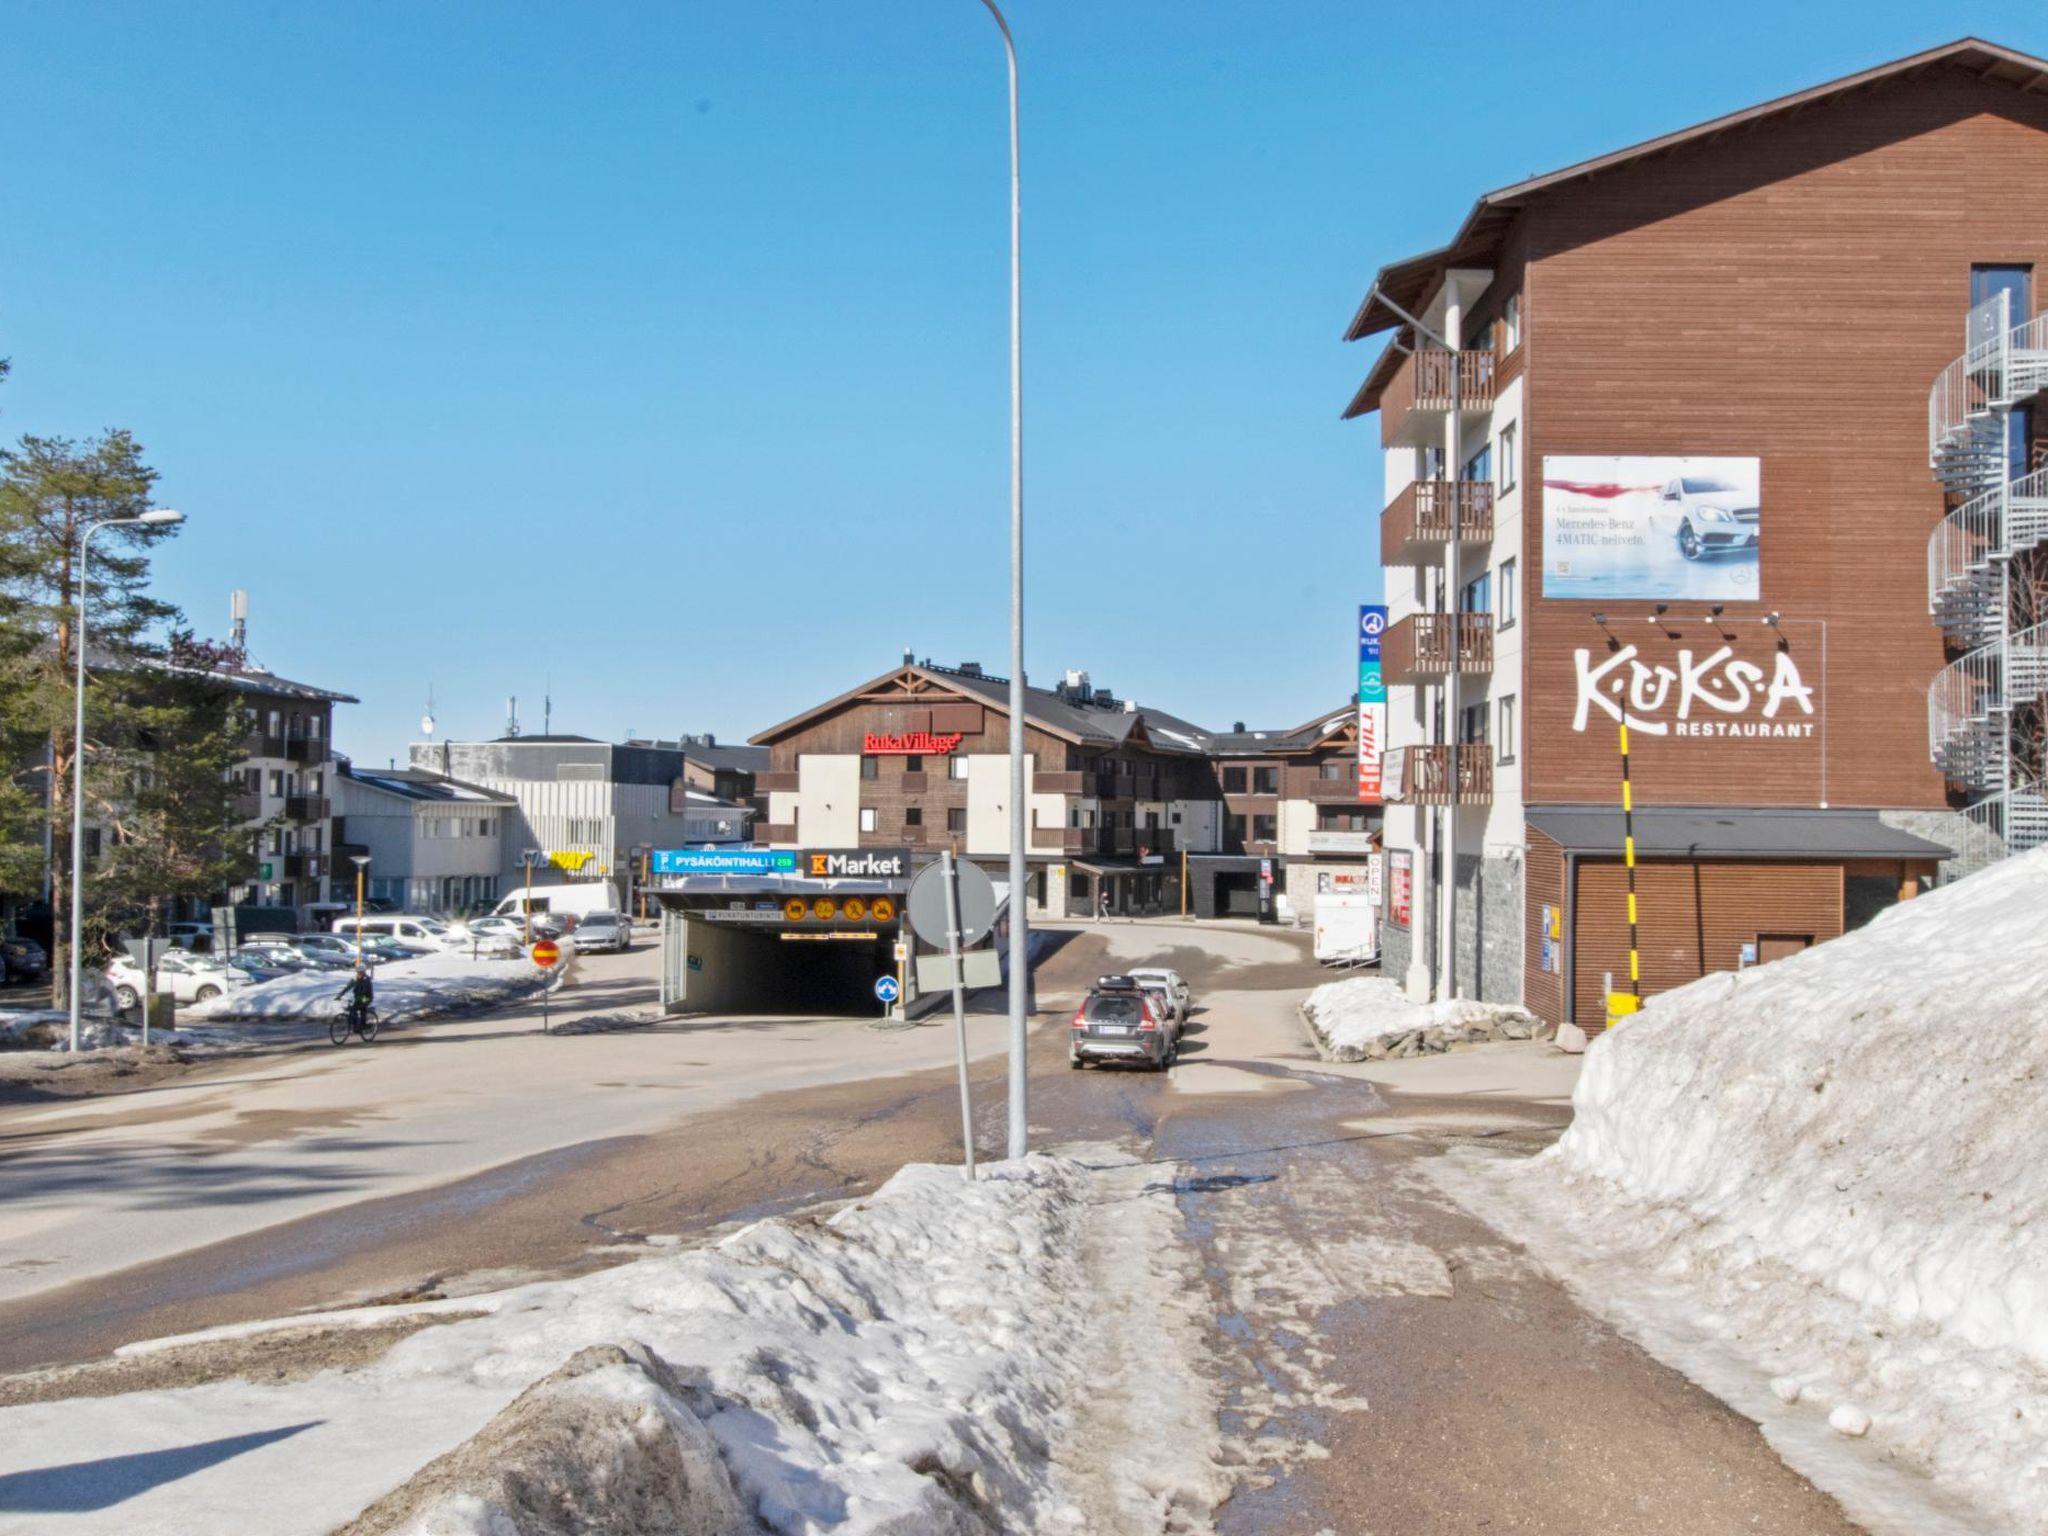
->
(531, 938), (562, 968)
(862, 731), (964, 755)
(1356, 702), (1384, 803)
(1387, 851), (1412, 930)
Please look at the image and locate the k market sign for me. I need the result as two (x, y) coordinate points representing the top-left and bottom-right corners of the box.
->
(806, 848), (912, 879)
(1573, 643), (1816, 738)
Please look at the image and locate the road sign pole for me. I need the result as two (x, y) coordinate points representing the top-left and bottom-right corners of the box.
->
(941, 849), (976, 1180)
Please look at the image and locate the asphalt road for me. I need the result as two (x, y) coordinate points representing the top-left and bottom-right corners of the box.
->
(0, 919), (1865, 1533)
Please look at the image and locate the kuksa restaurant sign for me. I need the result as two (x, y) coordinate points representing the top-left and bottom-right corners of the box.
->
(1572, 643), (1815, 738)
(863, 731), (964, 755)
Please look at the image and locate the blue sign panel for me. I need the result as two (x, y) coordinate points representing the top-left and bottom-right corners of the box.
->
(651, 848), (799, 877)
(873, 974), (901, 1004)
(1357, 604), (1386, 704)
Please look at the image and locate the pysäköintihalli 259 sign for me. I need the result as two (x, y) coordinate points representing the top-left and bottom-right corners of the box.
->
(862, 731), (964, 755)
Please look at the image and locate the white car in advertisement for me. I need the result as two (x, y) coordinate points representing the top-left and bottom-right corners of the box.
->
(1648, 474), (1762, 561)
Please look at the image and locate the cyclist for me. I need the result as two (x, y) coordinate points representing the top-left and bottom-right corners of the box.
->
(336, 966), (375, 1035)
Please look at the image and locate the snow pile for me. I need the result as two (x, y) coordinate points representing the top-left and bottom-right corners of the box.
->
(1300, 975), (1539, 1061)
(0, 1152), (1220, 1535)
(1439, 849), (2048, 1535)
(183, 951), (549, 1024)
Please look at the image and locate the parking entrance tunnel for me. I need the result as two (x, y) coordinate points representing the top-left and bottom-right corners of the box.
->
(657, 904), (903, 1017)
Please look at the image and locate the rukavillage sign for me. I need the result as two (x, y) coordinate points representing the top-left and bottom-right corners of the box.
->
(862, 731), (964, 755)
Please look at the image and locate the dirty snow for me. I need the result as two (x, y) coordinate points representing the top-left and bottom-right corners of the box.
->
(1300, 975), (1537, 1060)
(182, 951), (550, 1024)
(1436, 847), (2048, 1536)
(0, 1150), (1225, 1535)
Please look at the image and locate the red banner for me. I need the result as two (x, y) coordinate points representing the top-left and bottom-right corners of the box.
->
(863, 730), (964, 755)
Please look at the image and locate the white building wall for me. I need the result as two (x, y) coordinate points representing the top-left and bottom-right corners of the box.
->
(797, 754), (859, 848)
(1170, 798), (1222, 853)
(1277, 797), (1315, 857)
(767, 789), (799, 845)
(965, 752), (1023, 857)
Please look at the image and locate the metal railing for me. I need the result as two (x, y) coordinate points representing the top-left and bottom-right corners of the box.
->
(1929, 620), (2048, 789)
(1382, 744), (1492, 806)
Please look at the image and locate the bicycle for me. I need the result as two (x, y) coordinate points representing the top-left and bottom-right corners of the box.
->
(329, 1000), (380, 1045)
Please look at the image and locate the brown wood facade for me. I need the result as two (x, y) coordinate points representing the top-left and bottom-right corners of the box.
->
(1508, 68), (2048, 810)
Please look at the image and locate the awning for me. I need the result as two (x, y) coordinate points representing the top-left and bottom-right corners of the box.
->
(1526, 807), (1951, 860)
(1069, 858), (1169, 876)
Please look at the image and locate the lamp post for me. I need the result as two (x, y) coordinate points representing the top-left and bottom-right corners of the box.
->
(974, 0), (1030, 1162)
(521, 848), (541, 944)
(67, 508), (184, 1055)
(350, 854), (371, 975)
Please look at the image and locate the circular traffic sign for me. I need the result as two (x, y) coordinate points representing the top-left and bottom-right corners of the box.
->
(531, 938), (562, 968)
(812, 896), (837, 921)
(907, 859), (997, 948)
(842, 896), (868, 922)
(870, 895), (896, 923)
(783, 897), (809, 922)
(874, 974), (901, 1005)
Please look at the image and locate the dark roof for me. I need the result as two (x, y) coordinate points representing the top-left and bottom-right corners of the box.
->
(342, 766), (517, 806)
(1210, 708), (1356, 756)
(490, 733), (601, 744)
(687, 742), (769, 774)
(1526, 807), (1952, 860)
(1342, 39), (2048, 349)
(163, 662), (357, 704)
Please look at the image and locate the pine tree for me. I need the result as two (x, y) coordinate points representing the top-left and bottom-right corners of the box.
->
(0, 429), (251, 996)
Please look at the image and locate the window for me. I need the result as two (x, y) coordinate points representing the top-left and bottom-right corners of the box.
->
(267, 710), (281, 737)
(1461, 571), (1492, 614)
(859, 807), (878, 833)
(1222, 766), (1247, 794)
(946, 807), (967, 833)
(903, 754), (922, 773)
(1318, 807), (1369, 830)
(1460, 702), (1490, 745)
(1252, 814), (1278, 843)
(905, 806), (923, 827)
(1318, 760), (1347, 780)
(1498, 558), (1518, 630)
(1226, 813), (1248, 844)
(1501, 293), (1521, 351)
(268, 770), (284, 797)
(1971, 263), (2032, 319)
(309, 715), (322, 740)
(1251, 766), (1279, 795)
(1498, 422), (1517, 493)
(860, 755), (879, 781)
(1498, 695), (1518, 765)
(1462, 443), (1491, 485)
(950, 756), (970, 780)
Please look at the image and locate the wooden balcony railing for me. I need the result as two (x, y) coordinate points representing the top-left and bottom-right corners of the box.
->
(754, 771), (799, 793)
(1032, 771), (1084, 795)
(1384, 744), (1493, 806)
(285, 794), (329, 822)
(755, 822), (797, 844)
(1379, 347), (1497, 447)
(1303, 777), (1365, 803)
(1382, 612), (1494, 684)
(1381, 480), (1495, 567)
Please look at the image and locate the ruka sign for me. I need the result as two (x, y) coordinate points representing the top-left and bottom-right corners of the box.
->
(862, 731), (964, 755)
(1572, 643), (1816, 738)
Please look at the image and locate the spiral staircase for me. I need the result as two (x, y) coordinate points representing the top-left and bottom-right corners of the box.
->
(1927, 290), (2048, 874)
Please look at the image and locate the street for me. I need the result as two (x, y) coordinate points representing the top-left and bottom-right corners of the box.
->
(0, 920), (1864, 1533)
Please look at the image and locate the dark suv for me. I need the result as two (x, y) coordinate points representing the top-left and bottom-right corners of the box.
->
(1070, 975), (1176, 1071)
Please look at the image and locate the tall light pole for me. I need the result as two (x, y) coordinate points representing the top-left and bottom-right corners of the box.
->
(976, 0), (1029, 1160)
(67, 508), (185, 1054)
(350, 854), (371, 972)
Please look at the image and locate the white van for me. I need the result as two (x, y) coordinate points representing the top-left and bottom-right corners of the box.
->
(331, 914), (466, 952)
(491, 882), (622, 928)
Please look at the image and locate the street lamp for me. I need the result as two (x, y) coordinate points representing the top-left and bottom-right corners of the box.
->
(350, 854), (371, 973)
(67, 508), (184, 1055)
(975, 0), (1030, 1162)
(520, 848), (541, 944)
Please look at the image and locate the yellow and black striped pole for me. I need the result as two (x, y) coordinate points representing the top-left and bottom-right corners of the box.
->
(1609, 712), (1643, 1028)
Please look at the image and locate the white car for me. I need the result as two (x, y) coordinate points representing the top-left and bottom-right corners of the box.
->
(570, 912), (633, 953)
(106, 951), (252, 1008)
(330, 914), (467, 952)
(1127, 967), (1191, 1025)
(1648, 475), (1761, 561)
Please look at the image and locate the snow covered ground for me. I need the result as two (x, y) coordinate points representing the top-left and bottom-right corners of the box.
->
(1300, 975), (1539, 1061)
(0, 1150), (1224, 1535)
(182, 951), (550, 1025)
(1436, 848), (2048, 1536)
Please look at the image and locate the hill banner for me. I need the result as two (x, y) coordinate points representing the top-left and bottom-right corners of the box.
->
(1358, 604), (1386, 803)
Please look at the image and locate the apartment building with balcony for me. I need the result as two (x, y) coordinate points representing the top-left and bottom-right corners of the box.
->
(334, 765), (515, 913)
(1341, 39), (2048, 1030)
(220, 666), (357, 911)
(748, 656), (1379, 920)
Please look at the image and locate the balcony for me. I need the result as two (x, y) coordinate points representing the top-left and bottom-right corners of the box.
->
(1306, 828), (1377, 855)
(285, 794), (329, 822)
(755, 770), (799, 793)
(1303, 777), (1364, 803)
(283, 851), (321, 879)
(228, 788), (261, 823)
(900, 772), (928, 795)
(283, 735), (322, 764)
(1381, 480), (1494, 567)
(1384, 744), (1493, 806)
(1032, 771), (1084, 795)
(1380, 347), (1496, 448)
(755, 822), (797, 845)
(1382, 612), (1493, 684)
(1033, 827), (1090, 853)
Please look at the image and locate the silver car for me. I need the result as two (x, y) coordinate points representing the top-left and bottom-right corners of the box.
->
(572, 911), (633, 953)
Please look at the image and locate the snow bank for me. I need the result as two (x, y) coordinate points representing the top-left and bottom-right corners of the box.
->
(1300, 975), (1539, 1061)
(0, 1152), (1216, 1535)
(1438, 848), (2048, 1534)
(183, 951), (549, 1024)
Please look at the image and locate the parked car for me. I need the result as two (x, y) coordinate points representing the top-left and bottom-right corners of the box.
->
(105, 951), (251, 1009)
(225, 952), (297, 985)
(296, 933), (383, 967)
(232, 941), (323, 973)
(467, 914), (564, 943)
(490, 882), (618, 927)
(1, 934), (48, 983)
(1648, 475), (1761, 561)
(331, 914), (466, 952)
(357, 935), (430, 964)
(570, 912), (632, 953)
(1069, 975), (1176, 1071)
(1127, 967), (1190, 1027)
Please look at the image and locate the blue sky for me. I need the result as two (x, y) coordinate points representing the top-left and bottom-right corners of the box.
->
(3, 1), (2037, 760)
